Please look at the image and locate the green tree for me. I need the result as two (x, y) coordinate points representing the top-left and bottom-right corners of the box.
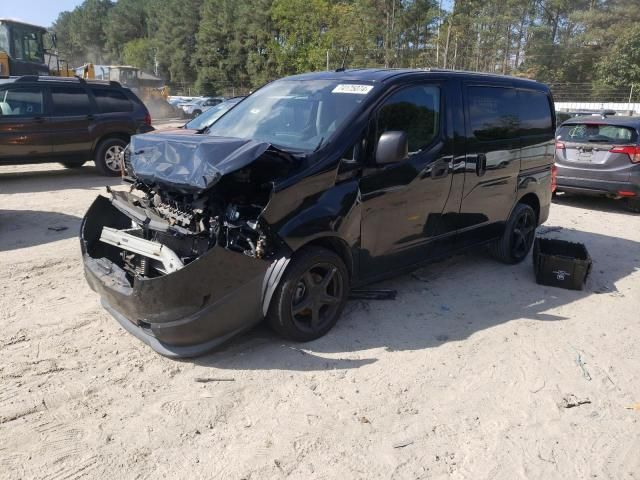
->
(595, 25), (640, 89)
(104, 0), (149, 62)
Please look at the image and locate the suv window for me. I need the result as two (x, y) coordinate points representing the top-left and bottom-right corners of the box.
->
(51, 86), (92, 116)
(468, 86), (518, 141)
(90, 88), (132, 113)
(519, 90), (553, 136)
(0, 87), (43, 115)
(557, 123), (637, 144)
(377, 85), (440, 154)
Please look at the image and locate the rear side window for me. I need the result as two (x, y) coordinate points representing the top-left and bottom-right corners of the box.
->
(90, 88), (132, 113)
(519, 90), (553, 136)
(51, 86), (92, 115)
(377, 84), (440, 153)
(0, 87), (43, 115)
(467, 86), (518, 141)
(557, 123), (637, 144)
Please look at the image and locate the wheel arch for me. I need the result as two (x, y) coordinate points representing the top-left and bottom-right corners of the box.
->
(261, 234), (354, 316)
(300, 235), (354, 281)
(517, 192), (540, 223)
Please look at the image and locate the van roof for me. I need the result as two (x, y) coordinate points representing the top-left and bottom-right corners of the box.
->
(283, 68), (546, 89)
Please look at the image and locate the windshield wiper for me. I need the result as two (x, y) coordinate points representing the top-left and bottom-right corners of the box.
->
(313, 137), (325, 152)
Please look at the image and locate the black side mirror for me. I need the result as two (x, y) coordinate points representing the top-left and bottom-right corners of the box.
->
(375, 131), (408, 165)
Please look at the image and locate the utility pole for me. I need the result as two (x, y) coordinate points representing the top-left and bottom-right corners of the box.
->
(436, 0), (442, 67)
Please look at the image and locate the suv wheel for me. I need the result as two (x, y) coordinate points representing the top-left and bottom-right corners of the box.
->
(624, 198), (640, 213)
(490, 203), (537, 264)
(192, 109), (202, 118)
(267, 247), (349, 342)
(94, 138), (127, 176)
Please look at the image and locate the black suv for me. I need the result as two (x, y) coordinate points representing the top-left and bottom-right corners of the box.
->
(82, 69), (555, 357)
(0, 75), (153, 175)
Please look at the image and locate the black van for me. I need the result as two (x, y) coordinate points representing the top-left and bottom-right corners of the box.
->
(81, 69), (555, 357)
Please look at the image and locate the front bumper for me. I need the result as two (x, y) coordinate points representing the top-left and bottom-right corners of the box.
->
(81, 195), (286, 358)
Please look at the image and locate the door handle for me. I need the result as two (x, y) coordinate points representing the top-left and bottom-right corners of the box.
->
(476, 153), (487, 177)
(87, 114), (95, 121)
(33, 116), (45, 123)
(431, 160), (449, 179)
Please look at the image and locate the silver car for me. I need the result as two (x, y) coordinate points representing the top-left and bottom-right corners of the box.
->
(555, 116), (640, 212)
(179, 97), (224, 118)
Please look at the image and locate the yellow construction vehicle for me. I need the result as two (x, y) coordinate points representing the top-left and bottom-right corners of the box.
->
(0, 18), (50, 76)
(81, 64), (176, 117)
(0, 18), (74, 77)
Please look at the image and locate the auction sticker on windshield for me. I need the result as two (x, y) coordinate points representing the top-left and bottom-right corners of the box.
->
(332, 84), (373, 95)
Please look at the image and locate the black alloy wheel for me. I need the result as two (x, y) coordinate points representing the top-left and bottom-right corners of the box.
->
(511, 207), (536, 259)
(490, 203), (537, 264)
(290, 262), (344, 334)
(267, 247), (349, 342)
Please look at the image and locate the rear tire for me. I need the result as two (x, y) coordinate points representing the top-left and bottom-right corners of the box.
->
(192, 109), (202, 118)
(624, 198), (640, 213)
(267, 247), (349, 342)
(489, 203), (537, 264)
(94, 137), (127, 176)
(60, 160), (86, 169)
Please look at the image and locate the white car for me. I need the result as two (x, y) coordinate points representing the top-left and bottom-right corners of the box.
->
(179, 97), (224, 118)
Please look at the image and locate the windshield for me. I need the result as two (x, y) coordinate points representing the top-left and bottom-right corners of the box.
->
(11, 25), (44, 63)
(557, 123), (637, 144)
(185, 99), (241, 130)
(207, 79), (374, 151)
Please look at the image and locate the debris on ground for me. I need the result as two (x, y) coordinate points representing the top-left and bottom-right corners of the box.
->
(393, 439), (414, 448)
(625, 403), (640, 411)
(349, 289), (397, 300)
(538, 226), (563, 235)
(47, 225), (68, 232)
(194, 377), (235, 383)
(558, 394), (592, 409)
(574, 350), (592, 381)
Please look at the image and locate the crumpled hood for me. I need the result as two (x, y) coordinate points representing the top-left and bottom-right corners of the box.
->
(129, 134), (271, 192)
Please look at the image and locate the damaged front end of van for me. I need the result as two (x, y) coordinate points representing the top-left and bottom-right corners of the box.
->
(80, 134), (296, 357)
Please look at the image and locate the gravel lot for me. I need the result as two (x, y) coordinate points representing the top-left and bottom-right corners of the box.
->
(1, 159), (639, 479)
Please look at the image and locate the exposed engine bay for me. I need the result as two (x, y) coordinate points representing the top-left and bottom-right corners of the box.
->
(98, 135), (296, 282)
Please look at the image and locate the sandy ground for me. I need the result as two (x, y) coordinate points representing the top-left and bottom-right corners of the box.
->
(0, 158), (639, 479)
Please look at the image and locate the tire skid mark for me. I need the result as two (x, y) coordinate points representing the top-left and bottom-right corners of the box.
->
(46, 454), (101, 480)
(0, 401), (44, 424)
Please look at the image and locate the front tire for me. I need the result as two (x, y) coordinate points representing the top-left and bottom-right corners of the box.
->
(94, 138), (127, 176)
(489, 203), (537, 264)
(267, 247), (349, 342)
(192, 109), (202, 118)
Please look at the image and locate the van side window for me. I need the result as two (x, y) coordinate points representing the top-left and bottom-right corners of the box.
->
(51, 86), (92, 116)
(377, 85), (440, 154)
(90, 88), (132, 113)
(0, 87), (43, 115)
(518, 90), (553, 136)
(468, 86), (518, 141)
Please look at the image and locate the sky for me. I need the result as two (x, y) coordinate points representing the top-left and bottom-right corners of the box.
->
(1, 0), (84, 28)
